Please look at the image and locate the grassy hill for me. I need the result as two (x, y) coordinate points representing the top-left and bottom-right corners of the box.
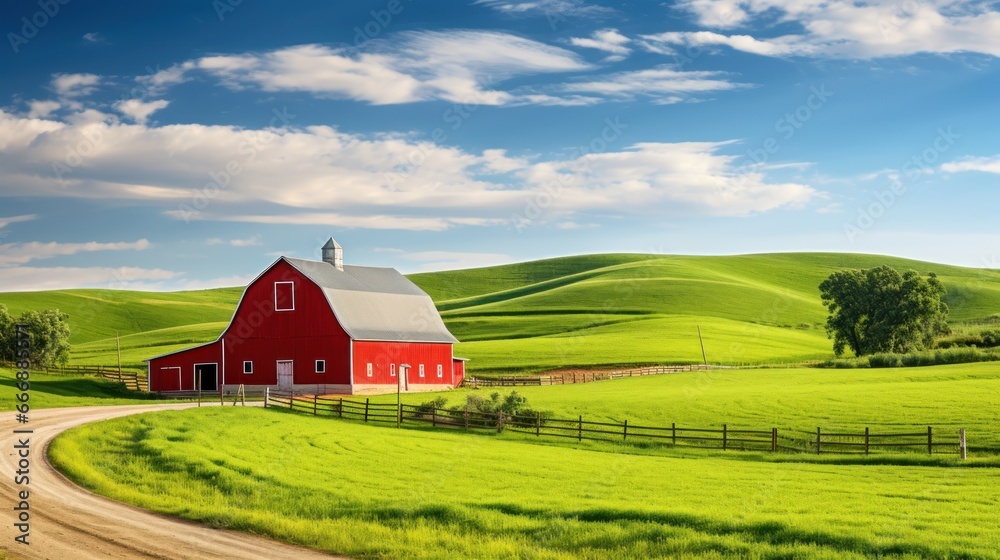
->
(3, 252), (999, 373)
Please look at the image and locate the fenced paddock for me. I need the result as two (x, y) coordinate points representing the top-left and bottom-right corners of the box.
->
(264, 390), (968, 457)
(0, 361), (148, 391)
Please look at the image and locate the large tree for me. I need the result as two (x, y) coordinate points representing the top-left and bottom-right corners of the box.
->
(819, 266), (949, 357)
(0, 304), (72, 367)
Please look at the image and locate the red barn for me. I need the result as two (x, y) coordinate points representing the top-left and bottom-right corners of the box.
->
(147, 238), (466, 395)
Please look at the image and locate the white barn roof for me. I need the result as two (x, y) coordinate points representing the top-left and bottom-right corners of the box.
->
(282, 257), (458, 343)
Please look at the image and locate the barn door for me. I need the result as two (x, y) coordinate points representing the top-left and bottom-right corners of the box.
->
(276, 360), (294, 389)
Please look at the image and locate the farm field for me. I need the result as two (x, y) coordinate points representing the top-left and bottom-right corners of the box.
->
(51, 406), (1000, 559)
(371, 361), (1000, 450)
(0, 367), (168, 410)
(3, 252), (1000, 373)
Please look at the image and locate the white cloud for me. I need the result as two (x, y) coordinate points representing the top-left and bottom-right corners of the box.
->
(51, 73), (102, 97)
(138, 61), (197, 96)
(402, 251), (513, 272)
(474, 0), (613, 18)
(556, 221), (599, 229)
(942, 155), (1000, 174)
(0, 110), (822, 232)
(569, 28), (632, 61)
(0, 214), (37, 230)
(206, 235), (262, 247)
(113, 99), (169, 125)
(0, 266), (178, 292)
(562, 66), (750, 103)
(664, 0), (1000, 59)
(153, 33), (590, 106)
(83, 32), (107, 44)
(27, 100), (61, 119)
(0, 239), (151, 267)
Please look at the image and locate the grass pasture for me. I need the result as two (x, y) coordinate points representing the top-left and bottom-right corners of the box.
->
(0, 367), (166, 409)
(51, 406), (1000, 559)
(2, 252), (1000, 372)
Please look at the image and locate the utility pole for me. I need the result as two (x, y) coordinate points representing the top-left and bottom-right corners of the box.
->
(697, 326), (708, 365)
(116, 332), (123, 382)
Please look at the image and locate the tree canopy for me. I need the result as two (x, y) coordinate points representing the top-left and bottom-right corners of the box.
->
(0, 304), (71, 367)
(819, 266), (949, 357)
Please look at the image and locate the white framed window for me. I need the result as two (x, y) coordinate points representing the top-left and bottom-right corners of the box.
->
(366, 363), (373, 377)
(419, 364), (425, 378)
(390, 363), (396, 377)
(315, 360), (326, 374)
(243, 361), (253, 374)
(437, 364), (443, 378)
(274, 281), (295, 311)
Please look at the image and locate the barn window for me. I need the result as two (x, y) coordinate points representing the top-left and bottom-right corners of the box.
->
(243, 361), (253, 374)
(274, 281), (295, 311)
(419, 364), (425, 378)
(390, 364), (396, 377)
(437, 364), (443, 378)
(315, 360), (326, 374)
(366, 363), (373, 377)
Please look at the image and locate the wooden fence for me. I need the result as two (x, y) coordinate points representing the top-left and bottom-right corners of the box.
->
(1, 361), (149, 392)
(263, 390), (967, 457)
(464, 364), (725, 388)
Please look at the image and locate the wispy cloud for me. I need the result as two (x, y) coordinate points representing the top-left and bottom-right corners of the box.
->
(664, 0), (1000, 59)
(569, 28), (631, 61)
(83, 32), (108, 44)
(402, 250), (513, 272)
(0, 239), (151, 267)
(561, 67), (750, 104)
(51, 73), (102, 97)
(206, 235), (263, 247)
(941, 155), (1000, 174)
(114, 99), (169, 125)
(0, 214), (38, 230)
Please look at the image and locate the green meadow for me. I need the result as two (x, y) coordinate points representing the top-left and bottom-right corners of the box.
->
(0, 367), (166, 409)
(3, 252), (1000, 373)
(51, 406), (1000, 559)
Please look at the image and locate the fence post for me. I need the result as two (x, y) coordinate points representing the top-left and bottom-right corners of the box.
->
(771, 428), (777, 453)
(338, 398), (343, 418)
(432, 406), (437, 428)
(722, 424), (727, 450)
(364, 398), (370, 423)
(864, 427), (870, 455)
(959, 428), (967, 460)
(816, 427), (822, 454)
(464, 405), (470, 431)
(536, 412), (541, 437)
(623, 419), (628, 440)
(578, 415), (582, 441)
(927, 426), (933, 455)
(314, 394), (318, 416)
(497, 411), (504, 433)
(672, 422), (676, 445)
(264, 387), (269, 408)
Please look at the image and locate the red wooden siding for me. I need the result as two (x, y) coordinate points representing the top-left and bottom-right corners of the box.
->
(453, 359), (466, 386)
(149, 342), (221, 391)
(352, 341), (453, 386)
(220, 260), (351, 386)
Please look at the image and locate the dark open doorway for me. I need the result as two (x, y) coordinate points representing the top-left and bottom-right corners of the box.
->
(195, 363), (218, 392)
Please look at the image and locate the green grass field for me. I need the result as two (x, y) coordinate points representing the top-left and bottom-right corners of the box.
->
(51, 405), (1000, 559)
(371, 361), (1000, 450)
(3, 252), (999, 372)
(0, 367), (166, 409)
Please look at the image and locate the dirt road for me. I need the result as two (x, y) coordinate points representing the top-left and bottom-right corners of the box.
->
(0, 403), (344, 559)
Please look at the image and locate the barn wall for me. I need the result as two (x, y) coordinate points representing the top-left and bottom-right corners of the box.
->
(148, 342), (222, 391)
(351, 341), (454, 387)
(221, 260), (351, 386)
(453, 359), (466, 386)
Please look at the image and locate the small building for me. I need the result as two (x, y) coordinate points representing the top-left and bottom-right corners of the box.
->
(147, 238), (466, 394)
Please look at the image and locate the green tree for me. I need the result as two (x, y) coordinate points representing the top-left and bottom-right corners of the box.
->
(0, 306), (71, 367)
(819, 266), (949, 356)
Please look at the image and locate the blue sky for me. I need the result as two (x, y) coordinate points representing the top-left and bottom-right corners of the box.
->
(1, 0), (999, 291)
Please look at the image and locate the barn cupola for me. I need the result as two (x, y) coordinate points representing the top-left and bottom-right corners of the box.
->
(322, 237), (344, 270)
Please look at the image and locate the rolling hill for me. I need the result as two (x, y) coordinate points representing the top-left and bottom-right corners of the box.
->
(3, 253), (999, 373)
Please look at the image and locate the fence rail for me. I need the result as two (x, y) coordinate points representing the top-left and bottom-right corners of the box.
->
(1, 361), (149, 391)
(263, 390), (967, 457)
(464, 364), (725, 388)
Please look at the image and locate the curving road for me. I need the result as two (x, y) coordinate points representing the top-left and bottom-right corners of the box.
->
(0, 403), (344, 559)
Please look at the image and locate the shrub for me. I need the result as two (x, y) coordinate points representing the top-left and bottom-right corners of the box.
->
(451, 391), (552, 429)
(415, 396), (449, 414)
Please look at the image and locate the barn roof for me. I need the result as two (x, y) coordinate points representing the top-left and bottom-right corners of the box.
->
(282, 257), (458, 343)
